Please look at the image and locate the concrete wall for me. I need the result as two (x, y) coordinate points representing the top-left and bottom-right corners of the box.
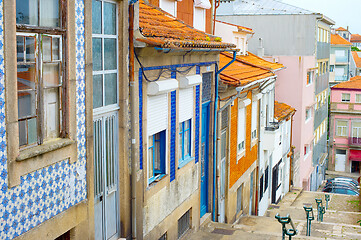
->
(216, 14), (317, 56)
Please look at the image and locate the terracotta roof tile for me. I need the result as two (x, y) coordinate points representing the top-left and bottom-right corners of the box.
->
(336, 27), (347, 31)
(352, 51), (361, 68)
(138, 1), (235, 49)
(351, 34), (361, 43)
(219, 52), (274, 86)
(331, 34), (352, 45)
(215, 20), (254, 33)
(274, 101), (296, 121)
(332, 76), (361, 90)
(237, 52), (284, 71)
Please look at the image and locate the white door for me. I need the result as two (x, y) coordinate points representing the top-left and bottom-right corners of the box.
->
(335, 149), (346, 172)
(218, 129), (227, 223)
(94, 112), (119, 240)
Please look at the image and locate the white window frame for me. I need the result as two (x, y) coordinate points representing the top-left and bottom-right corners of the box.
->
(237, 104), (246, 158)
(305, 108), (312, 122)
(251, 100), (258, 142)
(341, 93), (350, 102)
(356, 94), (361, 103)
(336, 120), (348, 137)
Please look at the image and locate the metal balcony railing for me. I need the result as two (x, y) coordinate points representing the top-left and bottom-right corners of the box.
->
(265, 122), (280, 131)
(349, 137), (361, 146)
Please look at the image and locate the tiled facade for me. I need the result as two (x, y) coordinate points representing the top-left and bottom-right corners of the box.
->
(0, 0), (87, 239)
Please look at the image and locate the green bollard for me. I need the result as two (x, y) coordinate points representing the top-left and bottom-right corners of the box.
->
(315, 198), (325, 222)
(275, 213), (298, 240)
(303, 205), (314, 236)
(325, 194), (330, 209)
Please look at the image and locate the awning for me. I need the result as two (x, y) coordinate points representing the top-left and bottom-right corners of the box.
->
(349, 149), (361, 161)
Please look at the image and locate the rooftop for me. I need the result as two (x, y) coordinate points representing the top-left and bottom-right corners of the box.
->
(352, 51), (361, 68)
(332, 76), (361, 90)
(351, 34), (361, 43)
(215, 20), (254, 33)
(137, 1), (235, 49)
(219, 52), (279, 86)
(237, 52), (284, 71)
(335, 27), (348, 32)
(274, 101), (296, 121)
(331, 34), (352, 45)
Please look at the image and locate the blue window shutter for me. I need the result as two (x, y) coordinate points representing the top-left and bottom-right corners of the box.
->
(139, 69), (143, 169)
(170, 90), (177, 182)
(195, 85), (200, 163)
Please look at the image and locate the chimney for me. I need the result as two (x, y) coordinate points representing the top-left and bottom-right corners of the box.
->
(257, 38), (264, 58)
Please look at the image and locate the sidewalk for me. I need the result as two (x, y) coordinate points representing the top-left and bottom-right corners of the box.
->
(183, 189), (361, 239)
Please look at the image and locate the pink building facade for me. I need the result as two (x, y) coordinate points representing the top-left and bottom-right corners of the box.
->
(330, 78), (361, 173)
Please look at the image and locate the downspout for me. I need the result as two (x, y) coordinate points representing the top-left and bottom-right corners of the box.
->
(129, 2), (137, 239)
(212, 50), (237, 221)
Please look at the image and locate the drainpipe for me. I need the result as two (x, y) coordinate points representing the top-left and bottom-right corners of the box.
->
(212, 50), (237, 221)
(129, 2), (137, 239)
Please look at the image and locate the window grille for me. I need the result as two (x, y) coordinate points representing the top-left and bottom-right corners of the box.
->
(202, 72), (212, 103)
(178, 209), (191, 238)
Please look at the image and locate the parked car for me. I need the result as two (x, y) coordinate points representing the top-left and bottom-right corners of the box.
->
(322, 186), (359, 196)
(324, 182), (359, 191)
(326, 177), (360, 189)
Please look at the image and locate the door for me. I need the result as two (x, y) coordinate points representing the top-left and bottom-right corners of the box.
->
(200, 102), (210, 218)
(249, 171), (254, 215)
(94, 113), (119, 240)
(218, 129), (227, 223)
(335, 149), (346, 172)
(271, 164), (278, 204)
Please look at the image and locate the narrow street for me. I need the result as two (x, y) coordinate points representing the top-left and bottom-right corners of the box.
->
(185, 188), (361, 239)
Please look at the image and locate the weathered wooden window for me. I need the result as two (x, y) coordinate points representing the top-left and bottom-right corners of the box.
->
(16, 0), (66, 147)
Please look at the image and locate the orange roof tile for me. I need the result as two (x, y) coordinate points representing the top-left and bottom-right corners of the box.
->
(237, 52), (284, 71)
(351, 34), (361, 43)
(332, 76), (361, 90)
(215, 20), (254, 33)
(219, 52), (274, 86)
(336, 27), (347, 31)
(331, 34), (352, 45)
(274, 101), (296, 121)
(138, 1), (235, 49)
(352, 51), (361, 68)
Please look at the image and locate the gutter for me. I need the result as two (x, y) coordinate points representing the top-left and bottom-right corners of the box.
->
(212, 50), (237, 221)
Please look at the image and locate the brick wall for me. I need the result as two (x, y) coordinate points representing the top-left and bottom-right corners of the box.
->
(229, 92), (258, 188)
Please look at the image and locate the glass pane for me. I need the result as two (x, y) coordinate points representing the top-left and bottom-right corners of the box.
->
(52, 37), (60, 60)
(354, 122), (361, 128)
(42, 36), (52, 62)
(154, 139), (160, 171)
(184, 129), (190, 156)
(104, 73), (117, 106)
(179, 132), (183, 160)
(39, 0), (59, 27)
(18, 65), (37, 118)
(18, 120), (27, 146)
(16, 0), (38, 25)
(148, 136), (154, 177)
(93, 74), (103, 108)
(104, 2), (116, 35)
(104, 38), (116, 70)
(44, 88), (59, 139)
(92, 0), (102, 34)
(43, 63), (60, 87)
(25, 37), (36, 62)
(92, 38), (102, 71)
(17, 36), (24, 62)
(28, 118), (37, 144)
(221, 131), (226, 159)
(185, 120), (190, 130)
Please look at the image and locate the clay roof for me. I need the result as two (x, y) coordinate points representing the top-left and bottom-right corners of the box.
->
(352, 51), (361, 68)
(351, 34), (361, 43)
(137, 1), (235, 49)
(332, 76), (361, 90)
(219, 52), (274, 86)
(215, 20), (254, 33)
(237, 52), (284, 71)
(336, 27), (347, 31)
(331, 34), (352, 45)
(274, 101), (296, 121)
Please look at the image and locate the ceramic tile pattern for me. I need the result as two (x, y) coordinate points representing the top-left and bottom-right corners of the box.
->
(332, 76), (361, 89)
(0, 0), (87, 239)
(274, 101), (296, 121)
(331, 34), (352, 45)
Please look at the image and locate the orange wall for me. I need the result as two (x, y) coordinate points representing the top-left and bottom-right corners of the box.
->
(177, 0), (193, 27)
(149, 0), (159, 7)
(205, 1), (212, 34)
(229, 92), (258, 188)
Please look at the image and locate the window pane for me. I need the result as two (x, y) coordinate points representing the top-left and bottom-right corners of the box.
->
(28, 117), (37, 144)
(39, 0), (59, 27)
(17, 36), (24, 62)
(26, 37), (36, 62)
(93, 74), (103, 109)
(18, 120), (27, 146)
(17, 65), (37, 118)
(43, 63), (60, 87)
(179, 131), (183, 160)
(42, 36), (52, 62)
(52, 37), (60, 61)
(16, 0), (38, 25)
(92, 38), (102, 71)
(104, 73), (117, 106)
(184, 129), (190, 157)
(154, 138), (160, 172)
(44, 88), (60, 139)
(92, 0), (102, 34)
(104, 2), (116, 35)
(104, 38), (116, 70)
(354, 122), (361, 128)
